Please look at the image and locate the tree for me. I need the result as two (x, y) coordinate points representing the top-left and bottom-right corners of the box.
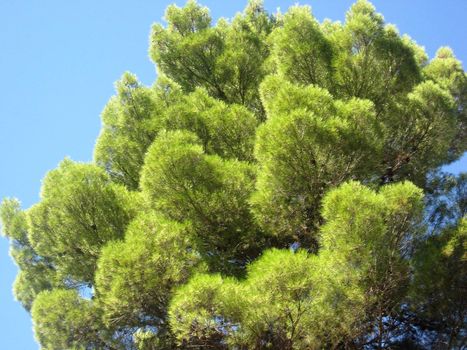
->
(1, 1), (465, 349)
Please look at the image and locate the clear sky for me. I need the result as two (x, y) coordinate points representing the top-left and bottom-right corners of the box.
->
(0, 1), (465, 348)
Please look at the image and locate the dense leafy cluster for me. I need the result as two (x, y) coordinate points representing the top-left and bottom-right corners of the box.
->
(1, 1), (466, 349)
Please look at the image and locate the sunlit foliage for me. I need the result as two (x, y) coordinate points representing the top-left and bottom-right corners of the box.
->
(1, 1), (465, 349)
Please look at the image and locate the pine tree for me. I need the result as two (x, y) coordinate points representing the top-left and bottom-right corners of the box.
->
(1, 1), (465, 349)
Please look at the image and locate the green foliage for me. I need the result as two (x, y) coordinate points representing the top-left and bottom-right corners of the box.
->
(252, 76), (382, 246)
(150, 0), (275, 119)
(1, 199), (55, 310)
(94, 73), (181, 189)
(163, 88), (258, 161)
(382, 80), (456, 184)
(169, 181), (425, 349)
(31, 289), (114, 350)
(169, 250), (318, 349)
(332, 1), (421, 105)
(27, 159), (139, 284)
(313, 181), (424, 347)
(236, 249), (317, 349)
(410, 218), (466, 348)
(424, 47), (467, 161)
(1, 1), (466, 349)
(141, 130), (262, 274)
(169, 273), (239, 348)
(1, 198), (29, 243)
(269, 5), (333, 88)
(95, 212), (202, 329)
(11, 258), (55, 311)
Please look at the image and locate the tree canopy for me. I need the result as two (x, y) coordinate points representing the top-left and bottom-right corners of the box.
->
(1, 1), (466, 349)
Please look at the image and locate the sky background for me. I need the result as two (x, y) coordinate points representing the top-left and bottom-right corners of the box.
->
(0, 0), (465, 348)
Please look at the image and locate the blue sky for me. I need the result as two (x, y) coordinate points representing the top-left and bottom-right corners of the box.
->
(0, 1), (465, 348)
